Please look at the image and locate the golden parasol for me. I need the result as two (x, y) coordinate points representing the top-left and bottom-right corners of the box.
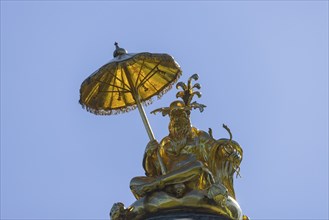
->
(79, 43), (182, 174)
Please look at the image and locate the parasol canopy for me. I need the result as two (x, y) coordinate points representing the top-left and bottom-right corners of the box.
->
(79, 43), (182, 115)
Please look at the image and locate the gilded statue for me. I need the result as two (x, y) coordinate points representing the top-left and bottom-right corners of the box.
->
(110, 74), (246, 220)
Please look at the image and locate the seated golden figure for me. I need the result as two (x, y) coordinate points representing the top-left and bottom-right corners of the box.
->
(110, 75), (246, 220)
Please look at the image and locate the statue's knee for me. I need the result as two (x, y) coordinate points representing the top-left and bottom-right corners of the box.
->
(190, 161), (214, 183)
(190, 161), (208, 174)
(130, 177), (140, 187)
(130, 176), (153, 187)
(192, 161), (204, 169)
(130, 176), (145, 188)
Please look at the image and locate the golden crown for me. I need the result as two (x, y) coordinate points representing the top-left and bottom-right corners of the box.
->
(151, 74), (206, 116)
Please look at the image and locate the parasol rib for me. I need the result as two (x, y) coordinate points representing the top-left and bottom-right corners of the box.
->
(138, 62), (162, 88)
(96, 81), (131, 93)
(135, 58), (146, 88)
(120, 68), (131, 106)
(136, 69), (160, 96)
(102, 65), (131, 89)
(137, 60), (174, 84)
(144, 79), (158, 92)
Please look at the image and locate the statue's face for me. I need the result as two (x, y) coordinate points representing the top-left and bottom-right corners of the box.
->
(169, 109), (191, 138)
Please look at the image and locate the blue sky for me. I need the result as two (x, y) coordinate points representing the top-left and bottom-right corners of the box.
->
(1, 1), (328, 219)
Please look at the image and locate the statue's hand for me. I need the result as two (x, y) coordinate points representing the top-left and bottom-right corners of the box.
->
(207, 183), (228, 207)
(145, 140), (160, 157)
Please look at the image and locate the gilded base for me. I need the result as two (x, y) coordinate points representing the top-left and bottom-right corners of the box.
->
(124, 190), (242, 220)
(145, 211), (231, 219)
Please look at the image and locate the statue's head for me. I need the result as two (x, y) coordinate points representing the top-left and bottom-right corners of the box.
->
(167, 101), (192, 138)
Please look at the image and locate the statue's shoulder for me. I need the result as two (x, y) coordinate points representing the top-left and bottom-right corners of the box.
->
(192, 127), (213, 140)
(159, 136), (172, 146)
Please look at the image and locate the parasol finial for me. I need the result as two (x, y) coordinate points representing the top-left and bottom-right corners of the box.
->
(113, 42), (128, 57)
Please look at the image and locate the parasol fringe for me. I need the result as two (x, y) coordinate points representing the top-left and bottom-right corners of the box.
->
(80, 102), (138, 116)
(80, 99), (152, 116)
(142, 98), (154, 107)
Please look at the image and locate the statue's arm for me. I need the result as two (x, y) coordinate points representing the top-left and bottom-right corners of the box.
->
(142, 140), (161, 177)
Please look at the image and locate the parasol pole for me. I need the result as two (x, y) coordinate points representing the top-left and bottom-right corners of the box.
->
(123, 65), (167, 175)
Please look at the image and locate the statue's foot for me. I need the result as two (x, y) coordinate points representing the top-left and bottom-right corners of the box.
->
(207, 183), (228, 207)
(173, 183), (186, 198)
